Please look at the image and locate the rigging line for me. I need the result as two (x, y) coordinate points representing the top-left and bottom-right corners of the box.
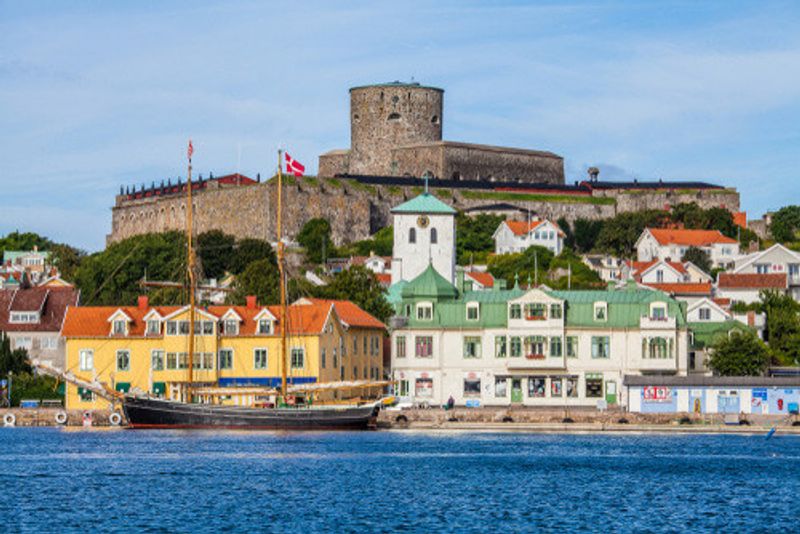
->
(85, 242), (143, 305)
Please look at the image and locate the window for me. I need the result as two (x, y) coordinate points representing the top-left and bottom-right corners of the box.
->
(177, 353), (188, 369)
(333, 348), (338, 368)
(112, 320), (127, 335)
(645, 337), (672, 359)
(495, 377), (507, 397)
(586, 378), (603, 398)
(415, 336), (433, 358)
(656, 270), (664, 283)
(116, 350), (130, 371)
(14, 337), (32, 350)
(550, 337), (563, 357)
(321, 348), (326, 369)
(396, 336), (407, 358)
(409, 228), (416, 244)
(41, 337), (58, 350)
(650, 304), (667, 320)
(79, 349), (94, 371)
(151, 350), (165, 371)
(551, 378), (563, 397)
(699, 307), (711, 321)
(257, 320), (271, 335)
(494, 336), (507, 358)
(291, 348), (305, 369)
(466, 303), (479, 321)
(218, 349), (233, 370)
(525, 336), (546, 358)
(224, 319), (239, 335)
(78, 388), (94, 402)
(566, 377), (579, 398)
(397, 380), (409, 396)
(388, 112), (401, 121)
(430, 227), (438, 244)
(510, 337), (522, 358)
(755, 263), (769, 274)
(9, 312), (38, 323)
(353, 336), (359, 355)
(416, 303), (433, 321)
(166, 321), (178, 335)
(364, 336), (368, 354)
(194, 321), (214, 335)
(565, 336), (579, 358)
(415, 378), (433, 397)
(464, 378), (481, 397)
(463, 337), (482, 359)
(193, 353), (214, 370)
(254, 348), (268, 369)
(591, 336), (610, 359)
(525, 303), (547, 320)
(509, 304), (522, 319)
(594, 303), (607, 321)
(550, 304), (563, 319)
(146, 320), (160, 335)
(340, 337), (346, 357)
(528, 377), (546, 398)
(166, 352), (177, 370)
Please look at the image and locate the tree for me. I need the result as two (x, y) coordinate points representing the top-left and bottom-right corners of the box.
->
(50, 243), (85, 281)
(0, 332), (31, 375)
(572, 218), (604, 253)
(230, 238), (276, 275)
(313, 266), (394, 322)
(337, 226), (393, 258)
(547, 250), (603, 289)
(488, 245), (555, 287)
(75, 231), (186, 305)
(197, 230), (235, 280)
(681, 246), (711, 273)
(595, 210), (668, 257)
(455, 213), (504, 265)
(0, 231), (54, 258)
(557, 217), (574, 250)
(708, 331), (770, 376)
(771, 205), (800, 243)
(228, 258), (281, 305)
(297, 218), (334, 264)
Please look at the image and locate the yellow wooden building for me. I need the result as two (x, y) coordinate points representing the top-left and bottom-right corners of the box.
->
(61, 296), (386, 410)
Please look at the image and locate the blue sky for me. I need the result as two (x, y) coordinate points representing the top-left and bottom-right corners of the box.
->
(1, 0), (799, 251)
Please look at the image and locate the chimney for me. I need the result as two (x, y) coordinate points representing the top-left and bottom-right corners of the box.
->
(246, 295), (257, 309)
(138, 295), (149, 311)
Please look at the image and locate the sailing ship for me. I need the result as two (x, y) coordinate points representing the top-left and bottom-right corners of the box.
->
(34, 144), (386, 429)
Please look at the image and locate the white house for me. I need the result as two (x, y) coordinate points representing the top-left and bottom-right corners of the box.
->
(716, 273), (788, 305)
(731, 243), (800, 301)
(582, 254), (625, 282)
(635, 228), (739, 269)
(493, 219), (565, 255)
(625, 259), (713, 305)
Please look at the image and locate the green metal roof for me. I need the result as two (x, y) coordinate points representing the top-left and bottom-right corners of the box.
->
(401, 264), (458, 299)
(391, 193), (456, 215)
(689, 320), (753, 349)
(3, 250), (50, 263)
(386, 280), (408, 305)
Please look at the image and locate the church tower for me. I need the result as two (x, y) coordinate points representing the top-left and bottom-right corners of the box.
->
(390, 189), (456, 286)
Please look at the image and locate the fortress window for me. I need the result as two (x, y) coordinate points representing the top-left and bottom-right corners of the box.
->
(430, 228), (438, 244)
(409, 228), (416, 244)
(451, 172), (461, 181)
(388, 112), (401, 121)
(353, 114), (360, 122)
(392, 95), (399, 103)
(431, 115), (439, 125)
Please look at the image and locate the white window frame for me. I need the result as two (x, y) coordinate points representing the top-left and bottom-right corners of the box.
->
(593, 302), (608, 322)
(79, 349), (94, 371)
(146, 319), (161, 336)
(151, 349), (165, 371)
(253, 348), (268, 370)
(466, 302), (480, 321)
(416, 302), (433, 321)
(291, 347), (305, 369)
(116, 349), (131, 371)
(257, 319), (272, 335)
(218, 348), (234, 370)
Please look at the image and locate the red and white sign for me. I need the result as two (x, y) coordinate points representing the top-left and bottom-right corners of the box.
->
(285, 152), (305, 177)
(643, 386), (672, 403)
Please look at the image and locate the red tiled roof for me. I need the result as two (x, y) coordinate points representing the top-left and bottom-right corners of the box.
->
(647, 283), (713, 295)
(466, 271), (495, 288)
(294, 298), (385, 330)
(713, 298), (731, 309)
(627, 260), (687, 276)
(504, 219), (563, 237)
(375, 273), (392, 286)
(717, 273), (787, 289)
(648, 228), (737, 246)
(61, 301), (339, 338)
(0, 287), (79, 332)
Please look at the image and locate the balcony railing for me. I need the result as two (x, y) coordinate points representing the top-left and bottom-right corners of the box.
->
(640, 315), (676, 329)
(507, 355), (566, 370)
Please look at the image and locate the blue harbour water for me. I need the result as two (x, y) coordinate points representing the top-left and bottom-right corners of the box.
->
(1, 429), (799, 532)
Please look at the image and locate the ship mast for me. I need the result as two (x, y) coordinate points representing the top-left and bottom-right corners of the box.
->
(277, 150), (288, 402)
(186, 140), (196, 401)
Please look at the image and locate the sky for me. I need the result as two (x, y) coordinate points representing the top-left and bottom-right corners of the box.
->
(1, 0), (799, 251)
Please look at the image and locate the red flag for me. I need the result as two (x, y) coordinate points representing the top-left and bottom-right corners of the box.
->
(285, 152), (305, 177)
(187, 140), (194, 161)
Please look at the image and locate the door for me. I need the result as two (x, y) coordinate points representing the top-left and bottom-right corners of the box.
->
(511, 379), (523, 403)
(718, 392), (740, 414)
(605, 381), (617, 405)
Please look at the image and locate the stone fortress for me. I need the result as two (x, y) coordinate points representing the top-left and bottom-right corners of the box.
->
(108, 81), (740, 247)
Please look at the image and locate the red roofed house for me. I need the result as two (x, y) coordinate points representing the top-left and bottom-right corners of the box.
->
(493, 218), (565, 255)
(60, 295), (385, 410)
(716, 273), (789, 305)
(731, 243), (800, 301)
(0, 286), (80, 371)
(636, 228), (740, 269)
(464, 270), (495, 291)
(624, 259), (712, 304)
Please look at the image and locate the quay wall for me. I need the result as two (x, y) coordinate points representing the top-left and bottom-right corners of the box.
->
(0, 408), (121, 427)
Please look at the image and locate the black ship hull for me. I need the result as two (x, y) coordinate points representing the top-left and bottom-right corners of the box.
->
(122, 396), (380, 430)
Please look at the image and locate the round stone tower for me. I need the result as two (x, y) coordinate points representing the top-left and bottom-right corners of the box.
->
(348, 81), (444, 176)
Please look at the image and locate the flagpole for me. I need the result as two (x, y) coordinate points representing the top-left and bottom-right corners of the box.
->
(186, 140), (196, 400)
(277, 149), (288, 404)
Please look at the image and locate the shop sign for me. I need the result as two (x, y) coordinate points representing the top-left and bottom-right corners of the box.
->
(642, 386), (672, 403)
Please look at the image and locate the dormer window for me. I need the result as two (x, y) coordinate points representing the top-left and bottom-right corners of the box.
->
(112, 320), (127, 335)
(650, 303), (667, 320)
(416, 302), (433, 321)
(525, 303), (547, 320)
(699, 307), (711, 321)
(258, 319), (272, 335)
(594, 302), (607, 321)
(9, 312), (39, 324)
(466, 302), (480, 321)
(224, 319), (239, 335)
(146, 320), (161, 335)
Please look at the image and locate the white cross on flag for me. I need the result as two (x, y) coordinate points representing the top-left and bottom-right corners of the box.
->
(285, 152), (305, 177)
